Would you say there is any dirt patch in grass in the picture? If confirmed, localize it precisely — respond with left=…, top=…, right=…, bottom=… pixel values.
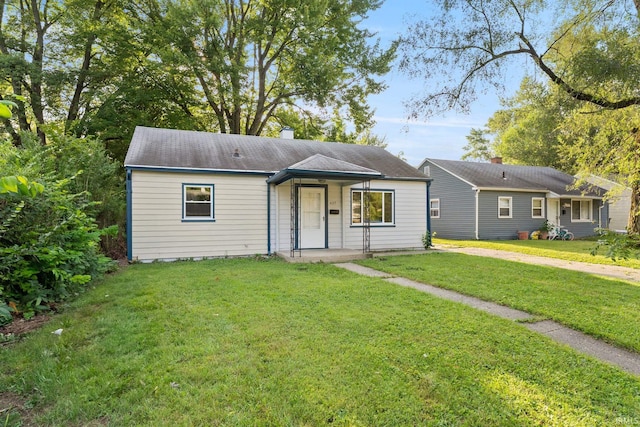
left=0, top=391, right=35, bottom=426
left=0, top=314, right=51, bottom=339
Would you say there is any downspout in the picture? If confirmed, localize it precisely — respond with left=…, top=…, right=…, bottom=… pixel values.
left=267, top=182, right=271, bottom=255
left=426, top=181, right=432, bottom=247
left=474, top=188, right=480, bottom=240
left=598, top=202, right=603, bottom=229
left=126, top=168, right=133, bottom=262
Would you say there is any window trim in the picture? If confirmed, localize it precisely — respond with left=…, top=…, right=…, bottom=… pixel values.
left=531, top=197, right=545, bottom=219
left=430, top=198, right=440, bottom=219
left=570, top=199, right=592, bottom=223
left=182, top=183, right=215, bottom=222
left=350, top=189, right=395, bottom=226
left=498, top=196, right=512, bottom=219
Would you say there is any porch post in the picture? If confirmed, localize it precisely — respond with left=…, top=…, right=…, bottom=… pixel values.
left=363, top=180, right=371, bottom=253
left=290, top=178, right=297, bottom=257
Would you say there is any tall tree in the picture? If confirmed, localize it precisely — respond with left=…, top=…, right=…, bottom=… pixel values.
left=470, top=78, right=569, bottom=170
left=461, top=128, right=492, bottom=161
left=400, top=0, right=640, bottom=233
left=0, top=0, right=142, bottom=145
left=139, top=0, right=394, bottom=137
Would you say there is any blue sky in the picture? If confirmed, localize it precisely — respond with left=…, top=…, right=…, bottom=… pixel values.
left=363, top=1, right=515, bottom=166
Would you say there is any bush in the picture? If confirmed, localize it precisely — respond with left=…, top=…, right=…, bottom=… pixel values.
left=591, top=228, right=640, bottom=261
left=0, top=131, right=122, bottom=324
left=0, top=176, right=115, bottom=322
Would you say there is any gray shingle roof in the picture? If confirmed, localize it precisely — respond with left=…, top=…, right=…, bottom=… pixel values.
left=125, top=126, right=429, bottom=181
left=427, top=159, right=605, bottom=197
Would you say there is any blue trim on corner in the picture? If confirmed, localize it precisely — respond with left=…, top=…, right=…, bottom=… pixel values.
left=267, top=183, right=271, bottom=255
left=126, top=168, right=132, bottom=261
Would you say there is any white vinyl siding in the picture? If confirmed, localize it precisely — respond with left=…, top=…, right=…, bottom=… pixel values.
left=430, top=199, right=440, bottom=218
left=130, top=171, right=267, bottom=261
left=531, top=197, right=544, bottom=218
left=571, top=199, right=592, bottom=222
left=344, top=181, right=426, bottom=250
left=498, top=197, right=512, bottom=218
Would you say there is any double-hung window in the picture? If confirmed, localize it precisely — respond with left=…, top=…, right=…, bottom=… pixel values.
left=498, top=197, right=512, bottom=218
left=571, top=199, right=592, bottom=222
left=183, top=184, right=214, bottom=221
left=430, top=199, right=440, bottom=218
left=351, top=190, right=394, bottom=225
left=531, top=197, right=544, bottom=218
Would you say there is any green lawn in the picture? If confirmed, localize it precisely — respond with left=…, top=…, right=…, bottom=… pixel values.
left=1, top=258, right=639, bottom=426
left=434, top=238, right=640, bottom=269
left=359, top=252, right=640, bottom=352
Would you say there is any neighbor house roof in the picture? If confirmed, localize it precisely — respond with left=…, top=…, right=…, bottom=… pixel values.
left=425, top=158, right=605, bottom=198
left=125, top=126, right=429, bottom=181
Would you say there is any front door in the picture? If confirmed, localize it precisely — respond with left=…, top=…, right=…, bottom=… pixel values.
left=547, top=199, right=560, bottom=227
left=299, top=186, right=326, bottom=249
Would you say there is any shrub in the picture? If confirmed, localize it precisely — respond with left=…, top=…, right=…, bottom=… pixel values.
left=0, top=131, right=122, bottom=323
left=0, top=175, right=115, bottom=322
left=591, top=228, right=640, bottom=261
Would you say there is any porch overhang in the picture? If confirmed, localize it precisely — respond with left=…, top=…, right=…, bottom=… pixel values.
left=266, top=154, right=384, bottom=185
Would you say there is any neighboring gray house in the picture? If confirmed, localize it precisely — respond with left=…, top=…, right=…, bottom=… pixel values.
left=125, top=126, right=431, bottom=262
left=419, top=158, right=608, bottom=240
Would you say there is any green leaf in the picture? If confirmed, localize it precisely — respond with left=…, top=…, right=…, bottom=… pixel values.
left=0, top=176, right=18, bottom=194
left=0, top=103, right=12, bottom=119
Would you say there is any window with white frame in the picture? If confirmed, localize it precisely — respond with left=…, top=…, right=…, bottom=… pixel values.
left=571, top=199, right=592, bottom=222
left=531, top=197, right=545, bottom=218
left=351, top=190, right=394, bottom=225
left=498, top=197, right=512, bottom=218
left=183, top=184, right=214, bottom=220
left=430, top=199, right=440, bottom=218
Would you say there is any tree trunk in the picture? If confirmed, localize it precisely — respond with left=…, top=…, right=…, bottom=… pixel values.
left=629, top=181, right=640, bottom=234
left=67, top=0, right=104, bottom=131
left=29, top=0, right=47, bottom=145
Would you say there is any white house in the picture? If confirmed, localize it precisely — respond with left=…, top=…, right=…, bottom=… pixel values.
left=124, top=126, right=431, bottom=262
left=584, top=175, right=631, bottom=232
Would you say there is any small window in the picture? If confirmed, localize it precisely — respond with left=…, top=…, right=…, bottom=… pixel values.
left=351, top=190, right=394, bottom=225
left=498, top=197, right=512, bottom=219
left=423, top=165, right=431, bottom=176
left=430, top=199, right=440, bottom=218
left=183, top=184, right=214, bottom=220
left=532, top=197, right=544, bottom=218
left=571, top=199, right=592, bottom=222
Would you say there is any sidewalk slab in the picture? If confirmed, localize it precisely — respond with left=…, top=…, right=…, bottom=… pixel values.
left=526, top=321, right=640, bottom=376
left=440, top=246, right=640, bottom=283
left=334, top=262, right=640, bottom=377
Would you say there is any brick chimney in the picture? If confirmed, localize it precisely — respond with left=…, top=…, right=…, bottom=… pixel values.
left=490, top=157, right=503, bottom=164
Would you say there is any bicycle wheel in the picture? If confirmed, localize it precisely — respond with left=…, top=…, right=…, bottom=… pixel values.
left=563, top=232, right=574, bottom=241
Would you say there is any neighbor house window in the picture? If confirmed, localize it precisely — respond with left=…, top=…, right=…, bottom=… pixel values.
left=498, top=197, right=512, bottom=218
left=571, top=199, right=592, bottom=222
left=351, top=190, right=394, bottom=225
left=430, top=199, right=440, bottom=218
left=183, top=184, right=214, bottom=220
left=532, top=197, right=544, bottom=218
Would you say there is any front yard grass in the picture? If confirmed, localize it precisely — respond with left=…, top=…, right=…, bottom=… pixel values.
left=1, top=258, right=639, bottom=426
left=434, top=238, right=640, bottom=269
left=359, top=252, right=640, bottom=352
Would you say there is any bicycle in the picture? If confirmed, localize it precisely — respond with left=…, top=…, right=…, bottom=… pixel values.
left=549, top=227, right=574, bottom=241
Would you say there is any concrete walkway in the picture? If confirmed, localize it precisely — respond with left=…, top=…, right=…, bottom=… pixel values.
left=437, top=245, right=640, bottom=283
left=334, top=262, right=640, bottom=377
